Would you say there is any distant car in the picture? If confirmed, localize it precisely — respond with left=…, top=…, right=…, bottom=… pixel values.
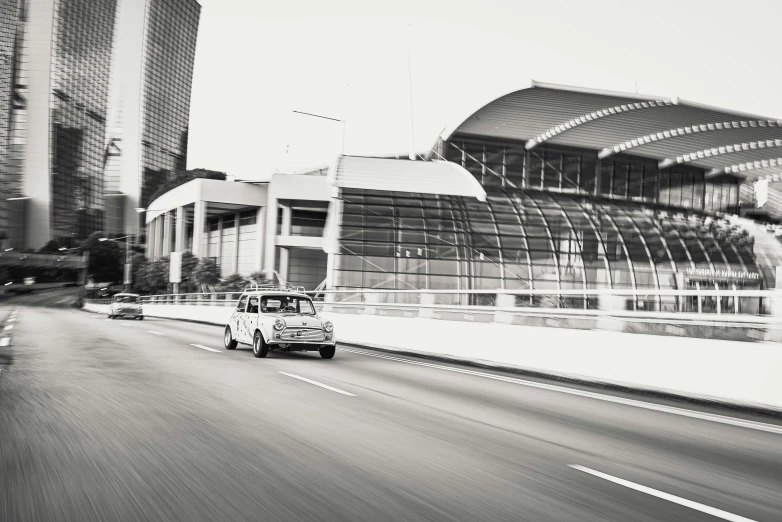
left=108, top=293, right=143, bottom=320
left=224, top=284, right=335, bottom=359
left=23, top=277, right=35, bottom=286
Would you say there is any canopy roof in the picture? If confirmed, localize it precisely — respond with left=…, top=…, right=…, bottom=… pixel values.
left=443, top=81, right=782, bottom=183
left=330, top=155, right=486, bottom=201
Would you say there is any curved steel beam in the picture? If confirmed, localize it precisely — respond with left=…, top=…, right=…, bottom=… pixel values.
left=526, top=100, right=675, bottom=150
left=598, top=120, right=782, bottom=159
left=706, top=157, right=782, bottom=179
left=659, top=139, right=782, bottom=169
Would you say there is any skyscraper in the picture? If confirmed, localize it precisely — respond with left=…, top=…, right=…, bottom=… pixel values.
left=104, top=0, right=200, bottom=237
left=0, top=0, right=200, bottom=249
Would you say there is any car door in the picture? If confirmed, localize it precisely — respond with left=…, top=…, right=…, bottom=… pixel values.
left=234, top=294, right=249, bottom=343
left=246, top=296, right=260, bottom=340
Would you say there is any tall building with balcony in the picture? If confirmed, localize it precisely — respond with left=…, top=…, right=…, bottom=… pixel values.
left=0, top=0, right=199, bottom=249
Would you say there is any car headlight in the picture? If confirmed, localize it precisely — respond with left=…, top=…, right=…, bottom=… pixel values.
left=323, top=321, right=333, bottom=333
left=273, top=319, right=285, bottom=331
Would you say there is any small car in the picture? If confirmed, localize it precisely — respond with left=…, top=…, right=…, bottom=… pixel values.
left=224, top=284, right=335, bottom=359
left=108, top=293, right=144, bottom=320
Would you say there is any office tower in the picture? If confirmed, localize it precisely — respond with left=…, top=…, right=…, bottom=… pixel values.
left=104, top=0, right=200, bottom=237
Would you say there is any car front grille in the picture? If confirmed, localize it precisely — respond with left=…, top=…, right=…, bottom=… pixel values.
left=280, top=328, right=325, bottom=342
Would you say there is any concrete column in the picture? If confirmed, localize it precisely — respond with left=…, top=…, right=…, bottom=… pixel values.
left=192, top=200, right=207, bottom=258
left=233, top=211, right=240, bottom=274
left=146, top=218, right=155, bottom=259
left=281, top=205, right=292, bottom=236
left=162, top=212, right=173, bottom=256
left=154, top=216, right=164, bottom=260
left=279, top=247, right=290, bottom=283
left=216, top=216, right=223, bottom=262
left=174, top=206, right=185, bottom=252
left=264, top=190, right=278, bottom=279
left=255, top=206, right=265, bottom=273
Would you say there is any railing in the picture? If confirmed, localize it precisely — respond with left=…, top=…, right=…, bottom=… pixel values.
left=84, top=287, right=781, bottom=320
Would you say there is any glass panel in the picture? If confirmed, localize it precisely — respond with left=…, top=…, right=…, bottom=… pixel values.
left=628, top=161, right=643, bottom=199
left=599, top=161, right=613, bottom=196
left=543, top=151, right=562, bottom=189
left=613, top=161, right=628, bottom=198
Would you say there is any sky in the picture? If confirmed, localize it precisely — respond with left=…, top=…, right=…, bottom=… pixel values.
left=186, top=0, right=782, bottom=180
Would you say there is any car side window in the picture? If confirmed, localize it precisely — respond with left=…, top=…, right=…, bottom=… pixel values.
left=236, top=295, right=248, bottom=312
left=247, top=297, right=259, bottom=314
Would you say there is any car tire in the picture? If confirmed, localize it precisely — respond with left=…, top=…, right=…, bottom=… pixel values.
left=137, top=316, right=144, bottom=321
left=109, top=315, right=115, bottom=319
left=319, top=346, right=336, bottom=359
left=224, top=326, right=238, bottom=350
left=252, top=331, right=268, bottom=358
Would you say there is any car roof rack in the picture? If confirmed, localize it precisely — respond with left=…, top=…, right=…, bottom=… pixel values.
left=244, top=283, right=308, bottom=293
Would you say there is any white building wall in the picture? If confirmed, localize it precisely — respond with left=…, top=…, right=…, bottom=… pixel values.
left=237, top=222, right=257, bottom=275
left=220, top=224, right=236, bottom=277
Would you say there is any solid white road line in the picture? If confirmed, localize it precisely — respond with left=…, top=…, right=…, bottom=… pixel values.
left=190, top=344, right=221, bottom=353
left=279, top=372, right=356, bottom=397
left=339, top=348, right=782, bottom=436
left=147, top=330, right=164, bottom=335
left=0, top=337, right=9, bottom=346
left=569, top=465, right=757, bottom=522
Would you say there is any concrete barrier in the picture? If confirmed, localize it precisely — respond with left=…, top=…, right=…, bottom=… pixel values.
left=319, top=311, right=782, bottom=412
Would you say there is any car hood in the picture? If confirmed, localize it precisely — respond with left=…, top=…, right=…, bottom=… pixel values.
left=272, top=315, right=321, bottom=328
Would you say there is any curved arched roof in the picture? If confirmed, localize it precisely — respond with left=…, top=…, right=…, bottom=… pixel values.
left=443, top=81, right=782, bottom=184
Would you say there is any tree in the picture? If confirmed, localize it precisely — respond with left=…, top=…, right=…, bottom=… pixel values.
left=248, top=271, right=272, bottom=285
left=193, top=258, right=220, bottom=291
left=217, top=273, right=248, bottom=292
left=180, top=251, right=199, bottom=292
left=138, top=257, right=169, bottom=294
left=148, top=168, right=228, bottom=204
left=80, top=231, right=122, bottom=283
left=129, top=253, right=148, bottom=293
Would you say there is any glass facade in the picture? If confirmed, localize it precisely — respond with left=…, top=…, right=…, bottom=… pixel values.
left=50, top=0, right=117, bottom=238
left=335, top=187, right=769, bottom=310
left=139, top=0, right=200, bottom=212
left=445, top=136, right=740, bottom=215
left=0, top=0, right=22, bottom=240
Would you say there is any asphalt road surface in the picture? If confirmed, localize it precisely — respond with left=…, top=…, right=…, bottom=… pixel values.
left=1, top=296, right=781, bottom=521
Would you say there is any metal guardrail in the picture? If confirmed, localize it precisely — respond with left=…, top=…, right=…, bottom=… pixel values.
left=78, top=287, right=782, bottom=321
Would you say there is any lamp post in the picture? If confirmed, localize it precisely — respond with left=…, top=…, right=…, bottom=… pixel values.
left=292, top=110, right=345, bottom=155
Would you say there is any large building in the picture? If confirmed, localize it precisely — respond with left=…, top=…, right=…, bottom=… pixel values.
left=0, top=0, right=199, bottom=249
left=146, top=82, right=782, bottom=314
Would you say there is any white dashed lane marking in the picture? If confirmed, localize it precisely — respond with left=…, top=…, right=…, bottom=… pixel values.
left=0, top=337, right=9, bottom=346
left=570, top=465, right=758, bottom=522
left=147, top=330, right=164, bottom=335
left=4, top=325, right=13, bottom=331
left=190, top=344, right=221, bottom=353
left=279, top=372, right=356, bottom=397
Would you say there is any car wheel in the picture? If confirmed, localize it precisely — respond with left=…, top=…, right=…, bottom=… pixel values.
left=319, top=346, right=336, bottom=359
left=224, top=326, right=238, bottom=350
left=137, top=316, right=144, bottom=321
left=109, top=315, right=115, bottom=319
left=252, top=331, right=268, bottom=358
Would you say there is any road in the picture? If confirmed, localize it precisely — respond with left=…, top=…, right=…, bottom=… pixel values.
left=0, top=296, right=781, bottom=521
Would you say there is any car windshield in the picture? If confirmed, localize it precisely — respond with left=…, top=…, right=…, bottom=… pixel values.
left=115, top=296, right=138, bottom=303
left=260, top=295, right=315, bottom=315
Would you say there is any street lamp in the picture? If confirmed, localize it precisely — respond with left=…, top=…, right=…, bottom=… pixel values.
left=292, top=110, right=346, bottom=155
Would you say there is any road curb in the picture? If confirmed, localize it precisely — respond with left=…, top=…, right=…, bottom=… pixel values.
left=339, top=341, right=782, bottom=421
